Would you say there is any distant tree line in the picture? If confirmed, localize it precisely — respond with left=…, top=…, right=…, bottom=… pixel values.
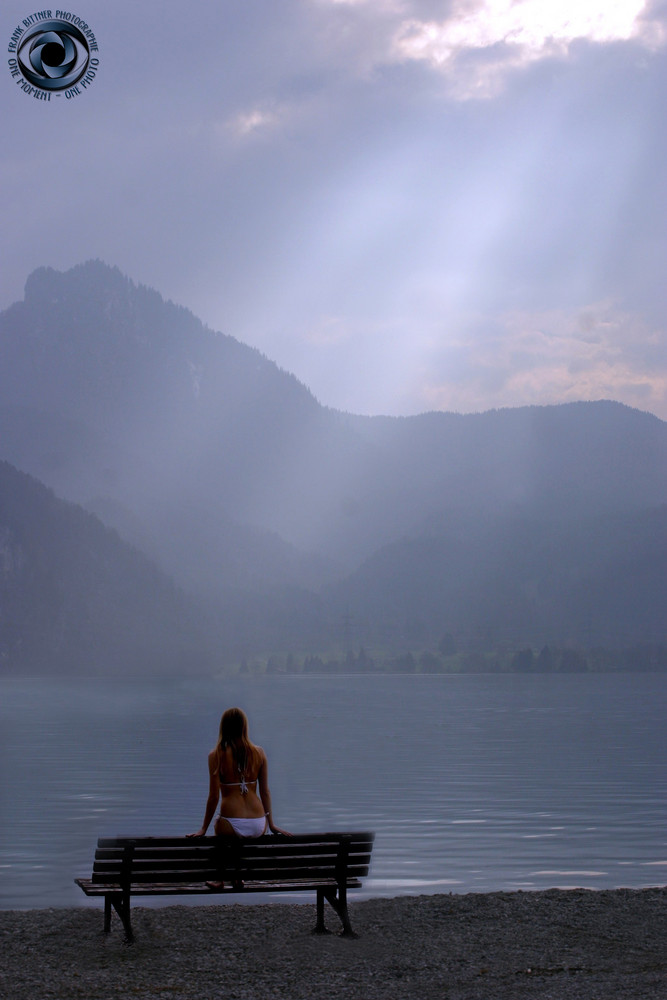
left=237, top=641, right=667, bottom=675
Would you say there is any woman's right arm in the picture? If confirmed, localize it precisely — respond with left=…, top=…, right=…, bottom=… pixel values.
left=257, top=750, right=290, bottom=836
left=187, top=749, right=219, bottom=837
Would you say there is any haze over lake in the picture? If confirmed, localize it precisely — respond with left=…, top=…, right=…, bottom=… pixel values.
left=2, top=671, right=665, bottom=910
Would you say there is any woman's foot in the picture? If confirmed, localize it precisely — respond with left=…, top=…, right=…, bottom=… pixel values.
left=206, top=880, right=225, bottom=891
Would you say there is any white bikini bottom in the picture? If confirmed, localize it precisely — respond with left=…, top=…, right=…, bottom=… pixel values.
left=221, top=815, right=267, bottom=838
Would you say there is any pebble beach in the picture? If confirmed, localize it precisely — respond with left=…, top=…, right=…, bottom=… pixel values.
left=1, top=887, right=665, bottom=999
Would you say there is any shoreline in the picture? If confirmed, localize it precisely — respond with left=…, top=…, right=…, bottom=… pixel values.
left=1, top=887, right=665, bottom=999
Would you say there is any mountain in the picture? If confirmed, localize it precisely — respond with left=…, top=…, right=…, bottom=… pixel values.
left=0, top=261, right=665, bottom=665
left=0, top=262, right=341, bottom=595
left=0, top=460, right=216, bottom=673
left=324, top=505, right=667, bottom=649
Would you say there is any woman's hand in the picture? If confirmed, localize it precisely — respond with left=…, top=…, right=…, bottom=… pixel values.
left=269, top=824, right=292, bottom=837
left=186, top=829, right=207, bottom=838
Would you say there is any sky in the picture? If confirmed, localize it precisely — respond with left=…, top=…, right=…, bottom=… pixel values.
left=2, top=0, right=666, bottom=418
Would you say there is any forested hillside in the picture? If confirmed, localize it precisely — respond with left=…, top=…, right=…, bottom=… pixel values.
left=0, top=461, right=214, bottom=673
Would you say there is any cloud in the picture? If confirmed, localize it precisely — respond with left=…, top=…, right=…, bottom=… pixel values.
left=312, top=0, right=667, bottom=98
left=396, top=0, right=667, bottom=96
left=395, top=0, right=660, bottom=58
left=418, top=304, right=667, bottom=416
left=226, top=102, right=287, bottom=137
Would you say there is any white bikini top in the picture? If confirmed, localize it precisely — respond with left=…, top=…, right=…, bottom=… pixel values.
left=220, top=776, right=256, bottom=794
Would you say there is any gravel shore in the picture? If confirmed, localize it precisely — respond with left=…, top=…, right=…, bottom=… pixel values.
left=1, top=888, right=665, bottom=999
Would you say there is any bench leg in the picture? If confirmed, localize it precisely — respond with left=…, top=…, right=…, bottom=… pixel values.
left=315, top=886, right=357, bottom=938
left=333, top=883, right=357, bottom=938
left=109, top=890, right=134, bottom=944
left=313, top=888, right=332, bottom=935
left=104, top=895, right=112, bottom=933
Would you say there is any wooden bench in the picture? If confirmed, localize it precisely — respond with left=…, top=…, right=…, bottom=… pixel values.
left=76, top=831, right=374, bottom=942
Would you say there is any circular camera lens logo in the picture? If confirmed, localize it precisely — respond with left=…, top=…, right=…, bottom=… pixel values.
left=18, top=20, right=89, bottom=89
left=8, top=11, right=99, bottom=100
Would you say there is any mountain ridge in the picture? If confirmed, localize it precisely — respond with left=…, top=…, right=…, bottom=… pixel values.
left=1, top=261, right=665, bottom=666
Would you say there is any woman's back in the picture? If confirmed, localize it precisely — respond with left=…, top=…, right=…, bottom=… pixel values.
left=215, top=743, right=266, bottom=820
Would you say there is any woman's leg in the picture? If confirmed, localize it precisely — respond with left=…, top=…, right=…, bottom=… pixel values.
left=206, top=818, right=240, bottom=889
left=213, top=816, right=239, bottom=837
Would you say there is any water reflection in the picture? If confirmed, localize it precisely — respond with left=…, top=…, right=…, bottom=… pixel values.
left=1, top=672, right=666, bottom=908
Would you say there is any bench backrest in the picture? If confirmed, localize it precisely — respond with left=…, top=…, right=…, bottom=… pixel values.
left=91, top=832, right=374, bottom=886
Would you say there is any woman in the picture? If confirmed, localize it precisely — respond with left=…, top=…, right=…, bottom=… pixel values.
left=188, top=707, right=288, bottom=846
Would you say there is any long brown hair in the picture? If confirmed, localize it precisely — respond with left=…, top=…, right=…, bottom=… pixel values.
left=217, top=707, right=260, bottom=777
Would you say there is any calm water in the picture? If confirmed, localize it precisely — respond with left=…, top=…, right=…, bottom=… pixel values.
left=1, top=672, right=665, bottom=909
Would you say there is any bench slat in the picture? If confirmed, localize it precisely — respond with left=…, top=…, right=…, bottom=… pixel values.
left=93, top=842, right=372, bottom=860
left=77, top=877, right=362, bottom=897
left=91, top=852, right=372, bottom=872
left=91, top=864, right=370, bottom=884
left=92, top=848, right=372, bottom=866
left=96, top=833, right=374, bottom=849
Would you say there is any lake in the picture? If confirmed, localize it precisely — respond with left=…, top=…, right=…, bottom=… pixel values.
left=1, top=671, right=665, bottom=909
